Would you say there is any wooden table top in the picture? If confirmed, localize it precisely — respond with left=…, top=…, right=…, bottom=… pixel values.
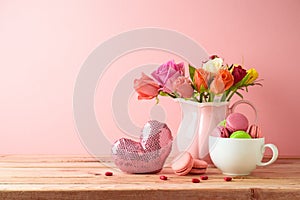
left=0, top=155, right=299, bottom=200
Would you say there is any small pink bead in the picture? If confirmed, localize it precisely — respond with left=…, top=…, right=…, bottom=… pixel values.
left=192, top=178, right=200, bottom=183
left=105, top=171, right=113, bottom=176
left=224, top=177, right=232, bottom=181
left=160, top=175, right=168, bottom=180
left=200, top=175, right=208, bottom=180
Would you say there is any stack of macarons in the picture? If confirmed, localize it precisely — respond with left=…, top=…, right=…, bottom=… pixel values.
left=212, top=112, right=262, bottom=139
left=171, top=151, right=208, bottom=175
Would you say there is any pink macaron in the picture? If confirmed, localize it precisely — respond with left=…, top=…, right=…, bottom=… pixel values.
left=248, top=124, right=262, bottom=138
left=219, top=126, right=230, bottom=138
left=172, top=152, right=208, bottom=175
left=171, top=151, right=194, bottom=176
left=226, top=112, right=249, bottom=133
left=189, top=159, right=208, bottom=174
left=212, top=126, right=231, bottom=138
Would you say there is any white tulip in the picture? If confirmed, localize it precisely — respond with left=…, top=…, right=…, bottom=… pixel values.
left=202, top=57, right=223, bottom=73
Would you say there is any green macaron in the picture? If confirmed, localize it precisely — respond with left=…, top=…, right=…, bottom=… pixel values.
left=230, top=130, right=251, bottom=139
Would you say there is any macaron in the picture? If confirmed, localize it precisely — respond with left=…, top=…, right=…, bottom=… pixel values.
left=171, top=151, right=194, bottom=176
left=219, top=126, right=230, bottom=138
left=226, top=113, right=249, bottom=133
left=189, top=159, right=208, bottom=174
left=230, top=130, right=251, bottom=139
left=211, top=126, right=221, bottom=137
left=248, top=124, right=262, bottom=138
left=212, top=125, right=230, bottom=138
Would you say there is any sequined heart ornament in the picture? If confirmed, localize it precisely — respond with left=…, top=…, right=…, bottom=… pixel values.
left=111, top=120, right=173, bottom=173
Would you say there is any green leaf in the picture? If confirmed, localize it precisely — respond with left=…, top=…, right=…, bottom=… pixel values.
left=189, top=64, right=196, bottom=82
left=159, top=91, right=176, bottom=98
left=155, top=96, right=160, bottom=104
left=239, top=73, right=251, bottom=86
left=233, top=73, right=250, bottom=89
left=200, top=85, right=207, bottom=93
left=173, top=91, right=180, bottom=98
left=235, top=91, right=244, bottom=99
left=159, top=91, right=169, bottom=96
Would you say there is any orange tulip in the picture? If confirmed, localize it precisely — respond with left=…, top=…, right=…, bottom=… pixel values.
left=210, top=69, right=234, bottom=94
left=194, top=68, right=209, bottom=91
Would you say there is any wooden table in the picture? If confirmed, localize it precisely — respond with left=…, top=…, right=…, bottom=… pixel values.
left=0, top=155, right=299, bottom=200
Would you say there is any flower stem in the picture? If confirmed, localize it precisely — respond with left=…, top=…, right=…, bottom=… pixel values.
left=226, top=89, right=237, bottom=101
left=199, top=93, right=203, bottom=103
left=221, top=91, right=229, bottom=101
left=209, top=93, right=215, bottom=102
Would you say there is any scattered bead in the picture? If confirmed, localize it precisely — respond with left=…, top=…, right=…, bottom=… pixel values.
left=224, top=177, right=232, bottom=181
left=160, top=175, right=168, bottom=180
left=192, top=178, right=200, bottom=183
left=105, top=171, right=113, bottom=176
left=200, top=175, right=208, bottom=180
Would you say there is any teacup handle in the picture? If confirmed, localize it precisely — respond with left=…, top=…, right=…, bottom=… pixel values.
left=257, top=144, right=279, bottom=166
left=229, top=100, right=258, bottom=124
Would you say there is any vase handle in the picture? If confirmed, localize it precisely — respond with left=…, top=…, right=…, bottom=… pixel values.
left=229, top=100, right=258, bottom=124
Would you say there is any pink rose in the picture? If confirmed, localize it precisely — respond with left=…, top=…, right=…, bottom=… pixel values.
left=134, top=73, right=160, bottom=100
left=232, top=65, right=247, bottom=85
left=173, top=77, right=194, bottom=98
left=151, top=60, right=184, bottom=93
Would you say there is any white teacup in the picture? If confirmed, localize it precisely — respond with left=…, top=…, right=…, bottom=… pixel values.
left=209, top=136, right=278, bottom=176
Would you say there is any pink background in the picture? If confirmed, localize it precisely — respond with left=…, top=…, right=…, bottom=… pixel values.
left=0, top=0, right=299, bottom=156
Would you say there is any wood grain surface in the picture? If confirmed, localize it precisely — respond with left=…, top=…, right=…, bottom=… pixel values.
left=0, top=155, right=299, bottom=200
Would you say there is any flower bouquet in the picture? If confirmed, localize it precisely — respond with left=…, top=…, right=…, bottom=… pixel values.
left=133, top=55, right=262, bottom=159
left=134, top=55, right=262, bottom=103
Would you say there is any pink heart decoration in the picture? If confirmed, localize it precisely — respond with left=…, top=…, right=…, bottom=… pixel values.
left=111, top=120, right=173, bottom=174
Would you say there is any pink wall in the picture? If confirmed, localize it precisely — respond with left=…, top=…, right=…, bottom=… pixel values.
left=0, top=0, right=299, bottom=156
